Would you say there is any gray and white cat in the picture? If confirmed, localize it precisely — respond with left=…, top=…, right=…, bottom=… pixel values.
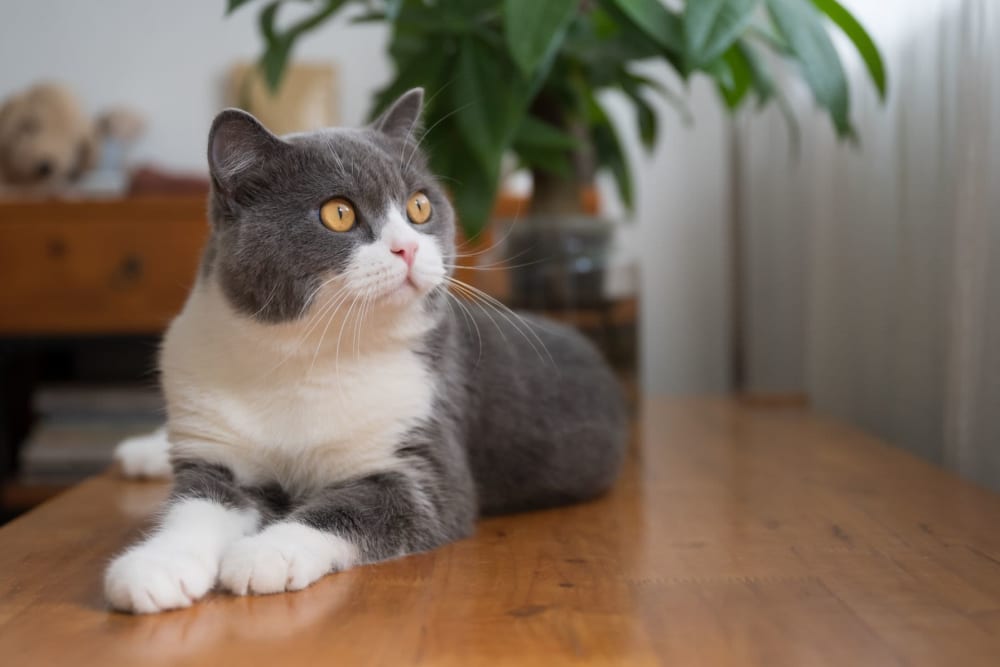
left=104, top=89, right=626, bottom=614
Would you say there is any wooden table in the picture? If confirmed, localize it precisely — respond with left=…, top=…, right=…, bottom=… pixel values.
left=2, top=397, right=1000, bottom=666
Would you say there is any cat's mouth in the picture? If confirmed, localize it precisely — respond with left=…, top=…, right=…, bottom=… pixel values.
left=377, top=272, right=421, bottom=305
left=342, top=263, right=442, bottom=309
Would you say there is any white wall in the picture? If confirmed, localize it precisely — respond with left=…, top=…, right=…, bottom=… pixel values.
left=0, top=0, right=391, bottom=171
left=738, top=0, right=1000, bottom=487
left=1, top=0, right=735, bottom=395
left=601, top=74, right=733, bottom=395
left=737, top=0, right=965, bottom=397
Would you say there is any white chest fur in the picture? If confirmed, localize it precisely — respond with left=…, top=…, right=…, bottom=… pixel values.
left=160, top=279, right=435, bottom=493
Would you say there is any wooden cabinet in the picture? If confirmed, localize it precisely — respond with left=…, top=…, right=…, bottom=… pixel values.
left=0, top=197, right=208, bottom=335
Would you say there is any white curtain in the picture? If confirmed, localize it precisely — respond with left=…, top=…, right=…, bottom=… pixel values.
left=738, top=0, right=1000, bottom=487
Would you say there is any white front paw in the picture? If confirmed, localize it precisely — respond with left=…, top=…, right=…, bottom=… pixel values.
left=114, top=427, right=172, bottom=479
left=105, top=546, right=216, bottom=614
left=219, top=523, right=356, bottom=596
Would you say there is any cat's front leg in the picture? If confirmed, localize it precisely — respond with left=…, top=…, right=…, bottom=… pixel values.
left=104, top=461, right=259, bottom=613
left=219, top=470, right=462, bottom=596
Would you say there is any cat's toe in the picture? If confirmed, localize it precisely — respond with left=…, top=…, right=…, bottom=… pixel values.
left=104, top=547, right=215, bottom=614
left=218, top=536, right=290, bottom=595
left=219, top=524, right=355, bottom=596
left=219, top=536, right=325, bottom=595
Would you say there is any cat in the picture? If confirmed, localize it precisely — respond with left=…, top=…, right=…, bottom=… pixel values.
left=103, top=89, right=627, bottom=614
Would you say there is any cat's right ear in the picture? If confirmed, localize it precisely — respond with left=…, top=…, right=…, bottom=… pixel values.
left=208, top=109, right=285, bottom=193
left=372, top=88, right=424, bottom=142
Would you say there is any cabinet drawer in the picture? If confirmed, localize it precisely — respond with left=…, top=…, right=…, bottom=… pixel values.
left=0, top=198, right=208, bottom=335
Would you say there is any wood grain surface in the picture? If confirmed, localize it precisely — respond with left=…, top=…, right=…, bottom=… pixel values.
left=2, top=397, right=1000, bottom=666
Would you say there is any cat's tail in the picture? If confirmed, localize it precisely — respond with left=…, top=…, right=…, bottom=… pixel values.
left=113, top=426, right=172, bottom=479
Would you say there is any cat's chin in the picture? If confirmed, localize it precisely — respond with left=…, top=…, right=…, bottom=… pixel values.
left=378, top=278, right=424, bottom=308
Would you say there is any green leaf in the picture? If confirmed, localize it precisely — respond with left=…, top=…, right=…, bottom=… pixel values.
left=452, top=169, right=499, bottom=239
left=716, top=44, right=752, bottom=109
left=511, top=115, right=576, bottom=178
left=512, top=115, right=578, bottom=150
left=503, top=0, right=578, bottom=76
left=705, top=55, right=735, bottom=91
left=350, top=11, right=387, bottom=24
left=684, top=0, right=759, bottom=68
left=226, top=0, right=257, bottom=15
left=453, top=35, right=533, bottom=170
left=619, top=77, right=658, bottom=150
left=739, top=43, right=800, bottom=143
left=737, top=40, right=775, bottom=105
left=384, top=0, right=405, bottom=21
left=448, top=35, right=542, bottom=233
left=260, top=40, right=293, bottom=91
left=256, top=0, right=350, bottom=91
left=286, top=1, right=347, bottom=38
left=437, top=21, right=565, bottom=233
left=376, top=80, right=437, bottom=124
left=747, top=19, right=792, bottom=53
left=635, top=96, right=657, bottom=151
left=515, top=145, right=574, bottom=178
left=740, top=33, right=801, bottom=148
left=258, top=1, right=280, bottom=43
left=564, top=5, right=676, bottom=74
left=604, top=0, right=683, bottom=56
left=812, top=0, right=886, bottom=100
left=371, top=32, right=452, bottom=120
left=257, top=2, right=288, bottom=90
left=765, top=0, right=851, bottom=136
left=588, top=97, right=633, bottom=211
left=431, top=125, right=501, bottom=238
left=622, top=71, right=693, bottom=123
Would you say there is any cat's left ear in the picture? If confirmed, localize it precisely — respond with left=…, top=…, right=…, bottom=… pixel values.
left=372, top=88, right=424, bottom=142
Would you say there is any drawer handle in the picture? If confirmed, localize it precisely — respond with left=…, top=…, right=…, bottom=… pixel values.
left=111, top=254, right=144, bottom=288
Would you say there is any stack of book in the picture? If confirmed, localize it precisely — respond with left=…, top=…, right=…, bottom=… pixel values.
left=19, top=385, right=164, bottom=485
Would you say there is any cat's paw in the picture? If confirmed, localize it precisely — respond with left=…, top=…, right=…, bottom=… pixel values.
left=104, top=546, right=216, bottom=614
left=219, top=523, right=357, bottom=596
left=114, top=427, right=172, bottom=479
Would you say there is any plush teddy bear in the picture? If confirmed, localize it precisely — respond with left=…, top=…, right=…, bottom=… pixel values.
left=0, top=82, right=143, bottom=195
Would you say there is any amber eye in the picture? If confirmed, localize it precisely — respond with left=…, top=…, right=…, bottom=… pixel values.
left=406, top=192, right=432, bottom=224
left=320, top=198, right=356, bottom=232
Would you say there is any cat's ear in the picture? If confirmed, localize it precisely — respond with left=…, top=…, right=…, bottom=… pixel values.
left=208, top=109, right=286, bottom=192
left=372, top=88, right=424, bottom=142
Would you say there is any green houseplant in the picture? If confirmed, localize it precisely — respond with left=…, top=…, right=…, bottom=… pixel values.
left=226, top=0, right=884, bottom=236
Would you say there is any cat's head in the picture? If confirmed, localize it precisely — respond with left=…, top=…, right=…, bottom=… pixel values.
left=204, top=88, right=454, bottom=325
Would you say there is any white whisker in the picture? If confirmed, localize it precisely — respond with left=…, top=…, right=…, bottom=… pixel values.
left=443, top=256, right=547, bottom=272
left=353, top=288, right=374, bottom=361
left=258, top=286, right=351, bottom=379
left=447, top=281, right=509, bottom=347
left=302, top=289, right=355, bottom=380
left=444, top=289, right=483, bottom=367
left=446, top=276, right=556, bottom=368
left=297, top=274, right=344, bottom=320
left=251, top=282, right=281, bottom=319
left=333, top=292, right=362, bottom=403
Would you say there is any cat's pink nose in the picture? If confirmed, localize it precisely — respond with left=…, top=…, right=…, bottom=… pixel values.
left=391, top=241, right=418, bottom=268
